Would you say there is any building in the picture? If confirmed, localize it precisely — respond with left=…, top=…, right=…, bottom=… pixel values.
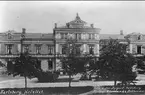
left=125, top=32, right=145, bottom=57
left=1, top=13, right=138, bottom=72
left=0, top=14, right=101, bottom=71
left=0, top=29, right=55, bottom=71
left=54, top=13, right=101, bottom=70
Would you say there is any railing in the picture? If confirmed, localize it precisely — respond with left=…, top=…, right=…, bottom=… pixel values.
left=0, top=54, right=55, bottom=59
left=0, top=54, right=19, bottom=58
left=0, top=54, right=99, bottom=59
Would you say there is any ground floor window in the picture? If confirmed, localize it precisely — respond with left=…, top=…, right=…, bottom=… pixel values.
left=137, top=46, right=141, bottom=54
left=48, top=60, right=53, bottom=70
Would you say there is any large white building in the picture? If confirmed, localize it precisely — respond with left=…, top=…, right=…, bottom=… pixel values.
left=1, top=13, right=140, bottom=71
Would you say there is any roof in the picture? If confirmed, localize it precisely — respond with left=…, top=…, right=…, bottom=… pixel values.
left=100, top=34, right=125, bottom=40
left=0, top=30, right=54, bottom=41
left=57, top=13, right=92, bottom=29
left=25, top=33, right=53, bottom=39
left=68, top=13, right=87, bottom=25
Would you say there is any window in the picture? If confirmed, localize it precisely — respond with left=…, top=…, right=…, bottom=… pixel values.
left=76, top=45, right=81, bottom=54
left=62, top=45, right=66, bottom=54
left=77, top=34, right=81, bottom=40
left=6, top=44, right=13, bottom=54
left=48, top=60, right=53, bottom=69
left=92, top=34, right=95, bottom=39
left=89, top=34, right=91, bottom=39
left=138, top=35, right=141, bottom=40
left=89, top=45, right=94, bottom=55
left=85, top=34, right=89, bottom=39
left=8, top=33, right=12, bottom=39
left=48, top=45, right=53, bottom=55
left=36, top=45, right=41, bottom=54
left=137, top=46, right=141, bottom=54
left=61, top=33, right=67, bottom=39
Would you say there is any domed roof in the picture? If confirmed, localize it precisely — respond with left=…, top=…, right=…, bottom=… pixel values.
left=67, top=13, right=87, bottom=28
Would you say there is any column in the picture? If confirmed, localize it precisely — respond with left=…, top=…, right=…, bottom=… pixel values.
left=83, top=44, right=87, bottom=53
left=129, top=44, right=133, bottom=53
left=94, top=44, right=99, bottom=56
left=86, top=44, right=89, bottom=53
left=17, top=44, right=21, bottom=53
left=59, top=45, right=62, bottom=54
left=53, top=59, right=55, bottom=71
left=96, top=44, right=99, bottom=55
left=56, top=44, right=59, bottom=54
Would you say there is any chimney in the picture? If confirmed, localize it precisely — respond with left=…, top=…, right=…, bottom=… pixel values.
left=55, top=23, right=57, bottom=28
left=120, top=30, right=123, bottom=35
left=90, top=24, right=94, bottom=28
left=66, top=23, right=70, bottom=28
left=22, top=28, right=26, bottom=34
left=21, top=28, right=26, bottom=38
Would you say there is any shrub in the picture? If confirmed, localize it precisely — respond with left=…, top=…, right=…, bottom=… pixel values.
left=37, top=71, right=59, bottom=82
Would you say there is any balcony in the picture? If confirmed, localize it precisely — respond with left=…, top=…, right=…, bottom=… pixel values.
left=0, top=53, right=99, bottom=59
left=55, top=54, right=99, bottom=58
left=0, top=54, right=19, bottom=59
left=0, top=54, right=55, bottom=59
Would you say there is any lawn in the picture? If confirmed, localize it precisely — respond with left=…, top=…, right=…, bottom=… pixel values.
left=0, top=74, right=22, bottom=82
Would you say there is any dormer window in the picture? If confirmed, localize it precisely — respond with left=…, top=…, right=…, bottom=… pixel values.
left=8, top=33, right=12, bottom=39
left=138, top=35, right=141, bottom=40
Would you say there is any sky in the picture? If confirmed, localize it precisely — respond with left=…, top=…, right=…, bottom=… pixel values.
left=0, top=1, right=145, bottom=34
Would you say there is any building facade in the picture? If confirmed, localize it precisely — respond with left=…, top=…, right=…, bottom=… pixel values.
left=1, top=13, right=139, bottom=71
left=0, top=29, right=55, bottom=71
left=0, top=14, right=101, bottom=71
left=54, top=13, right=100, bottom=70
left=126, top=32, right=145, bottom=56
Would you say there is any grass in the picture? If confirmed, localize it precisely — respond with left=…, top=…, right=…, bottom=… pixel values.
left=0, top=74, right=23, bottom=82
left=0, top=86, right=93, bottom=95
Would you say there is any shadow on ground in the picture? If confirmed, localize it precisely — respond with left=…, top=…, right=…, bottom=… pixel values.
left=33, top=77, right=79, bottom=83
left=0, top=86, right=93, bottom=95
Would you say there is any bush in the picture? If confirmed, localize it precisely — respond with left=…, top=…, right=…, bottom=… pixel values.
left=37, top=71, right=59, bottom=82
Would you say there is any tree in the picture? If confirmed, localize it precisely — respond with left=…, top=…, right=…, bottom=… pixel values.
left=0, top=61, right=6, bottom=75
left=60, top=39, right=88, bottom=87
left=136, top=56, right=145, bottom=74
left=0, top=61, right=5, bottom=67
left=9, top=52, right=41, bottom=88
left=99, top=39, right=138, bottom=87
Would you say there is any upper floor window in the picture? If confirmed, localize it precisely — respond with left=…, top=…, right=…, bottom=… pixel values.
left=61, top=33, right=67, bottom=39
left=55, top=33, right=61, bottom=39
left=77, top=34, right=81, bottom=40
left=35, top=45, right=41, bottom=54
left=89, top=34, right=95, bottom=39
left=89, top=34, right=91, bottom=39
left=48, top=45, right=53, bottom=55
left=68, top=33, right=75, bottom=39
left=8, top=33, right=13, bottom=39
left=6, top=44, right=13, bottom=54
